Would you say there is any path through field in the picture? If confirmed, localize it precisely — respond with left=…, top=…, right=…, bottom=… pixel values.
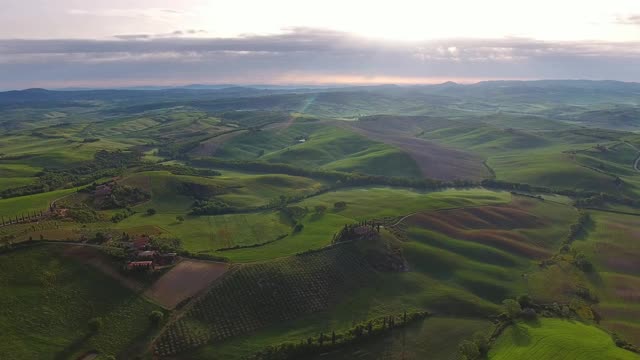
left=624, top=142, right=640, bottom=172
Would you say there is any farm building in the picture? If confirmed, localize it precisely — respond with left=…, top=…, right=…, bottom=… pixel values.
left=127, top=261, right=154, bottom=271
left=137, top=250, right=158, bottom=260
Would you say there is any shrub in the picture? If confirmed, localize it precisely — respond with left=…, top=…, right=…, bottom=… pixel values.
left=521, top=308, right=537, bottom=320
left=146, top=208, right=157, bottom=216
left=472, top=331, right=490, bottom=356
left=293, top=223, right=304, bottom=233
left=459, top=340, right=480, bottom=360
left=334, top=201, right=347, bottom=210
left=149, top=310, right=164, bottom=325
left=502, top=299, right=522, bottom=320
left=314, top=205, right=327, bottom=215
left=517, top=294, right=533, bottom=308
left=88, top=317, right=103, bottom=332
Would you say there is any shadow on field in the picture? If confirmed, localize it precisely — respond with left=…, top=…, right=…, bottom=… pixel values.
left=511, top=323, right=532, bottom=346
left=54, top=333, right=92, bottom=360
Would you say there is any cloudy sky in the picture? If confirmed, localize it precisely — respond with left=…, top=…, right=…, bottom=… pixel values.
left=1, top=0, right=640, bottom=89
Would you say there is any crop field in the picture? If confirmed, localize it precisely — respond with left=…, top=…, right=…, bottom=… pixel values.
left=144, top=260, right=230, bottom=309
left=489, top=319, right=639, bottom=360
left=114, top=211, right=290, bottom=253
left=217, top=188, right=512, bottom=262
left=0, top=245, right=160, bottom=359
left=344, top=120, right=490, bottom=180
left=572, top=210, right=640, bottom=344
left=391, top=196, right=576, bottom=310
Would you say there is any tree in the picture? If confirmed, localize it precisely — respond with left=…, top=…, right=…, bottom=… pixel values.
left=146, top=208, right=157, bottom=216
left=502, top=299, right=522, bottom=320
left=458, top=340, right=480, bottom=360
left=314, top=205, right=327, bottom=215
left=176, top=215, right=185, bottom=223
left=522, top=307, right=537, bottom=320
left=149, top=310, right=164, bottom=326
left=517, top=294, right=533, bottom=308
left=472, top=332, right=490, bottom=356
left=94, top=232, right=107, bottom=243
left=334, top=201, right=347, bottom=210
left=88, top=317, right=103, bottom=333
left=293, top=223, right=304, bottom=233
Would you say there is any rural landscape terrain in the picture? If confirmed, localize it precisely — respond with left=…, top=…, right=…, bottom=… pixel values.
left=1, top=80, right=640, bottom=360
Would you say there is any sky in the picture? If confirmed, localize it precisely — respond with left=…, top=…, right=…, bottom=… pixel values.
left=1, top=0, right=640, bottom=89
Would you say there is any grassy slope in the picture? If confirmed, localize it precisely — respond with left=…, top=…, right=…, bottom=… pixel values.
left=175, top=196, right=574, bottom=359
left=573, top=210, right=640, bottom=345
left=218, top=123, right=423, bottom=178
left=195, top=316, right=491, bottom=360
left=489, top=319, right=639, bottom=360
left=394, top=196, right=576, bottom=314
left=0, top=188, right=77, bottom=217
left=219, top=188, right=511, bottom=262
left=120, top=170, right=327, bottom=211
left=0, top=245, right=160, bottom=359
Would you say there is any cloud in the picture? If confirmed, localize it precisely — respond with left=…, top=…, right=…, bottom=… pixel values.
left=113, top=29, right=207, bottom=40
left=617, top=14, right=640, bottom=25
left=66, top=7, right=186, bottom=20
left=1, top=28, right=640, bottom=88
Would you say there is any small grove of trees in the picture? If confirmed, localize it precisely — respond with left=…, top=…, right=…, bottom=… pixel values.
left=190, top=199, right=232, bottom=215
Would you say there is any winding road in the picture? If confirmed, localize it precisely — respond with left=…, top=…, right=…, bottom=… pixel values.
left=624, top=142, right=640, bottom=172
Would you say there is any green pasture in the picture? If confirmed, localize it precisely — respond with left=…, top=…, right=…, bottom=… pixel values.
left=489, top=318, right=639, bottom=360
left=0, top=245, right=160, bottom=359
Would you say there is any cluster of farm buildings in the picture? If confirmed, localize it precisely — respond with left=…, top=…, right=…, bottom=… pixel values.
left=124, top=235, right=177, bottom=271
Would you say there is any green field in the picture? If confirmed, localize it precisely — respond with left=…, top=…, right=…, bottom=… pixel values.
left=0, top=188, right=78, bottom=217
left=490, top=319, right=639, bottom=360
left=572, top=210, right=640, bottom=344
left=0, top=245, right=161, bottom=359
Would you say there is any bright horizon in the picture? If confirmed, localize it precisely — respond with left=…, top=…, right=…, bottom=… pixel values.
left=1, top=0, right=640, bottom=89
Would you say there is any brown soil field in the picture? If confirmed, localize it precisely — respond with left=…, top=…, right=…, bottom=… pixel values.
left=144, top=259, right=229, bottom=309
left=405, top=205, right=550, bottom=259
left=340, top=119, right=490, bottom=181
